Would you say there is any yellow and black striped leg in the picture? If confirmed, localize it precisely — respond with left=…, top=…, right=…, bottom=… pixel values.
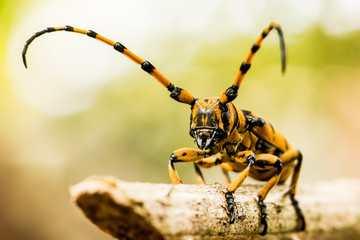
left=168, top=148, right=208, bottom=184
left=281, top=150, right=305, bottom=231
left=253, top=154, right=283, bottom=235
left=227, top=151, right=256, bottom=192
left=22, top=25, right=196, bottom=105
left=226, top=150, right=256, bottom=224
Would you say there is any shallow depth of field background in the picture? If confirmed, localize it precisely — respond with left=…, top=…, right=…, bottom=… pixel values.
left=1, top=0, right=360, bottom=239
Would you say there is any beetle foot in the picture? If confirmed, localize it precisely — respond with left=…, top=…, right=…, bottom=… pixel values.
left=258, top=199, right=268, bottom=236
left=225, top=191, right=236, bottom=224
left=290, top=195, right=306, bottom=231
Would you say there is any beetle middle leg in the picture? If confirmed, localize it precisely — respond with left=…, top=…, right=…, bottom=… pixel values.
left=252, top=154, right=283, bottom=236
left=227, top=153, right=282, bottom=235
left=225, top=150, right=256, bottom=224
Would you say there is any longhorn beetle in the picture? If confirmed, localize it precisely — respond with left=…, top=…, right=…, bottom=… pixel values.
left=22, top=22, right=305, bottom=235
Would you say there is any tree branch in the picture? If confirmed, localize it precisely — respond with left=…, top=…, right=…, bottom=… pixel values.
left=70, top=176, right=360, bottom=240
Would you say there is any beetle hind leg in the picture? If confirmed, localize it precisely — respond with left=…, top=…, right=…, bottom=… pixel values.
left=258, top=199, right=268, bottom=236
left=281, top=150, right=306, bottom=231
left=290, top=194, right=306, bottom=231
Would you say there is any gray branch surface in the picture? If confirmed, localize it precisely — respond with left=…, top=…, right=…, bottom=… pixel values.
left=70, top=176, right=360, bottom=240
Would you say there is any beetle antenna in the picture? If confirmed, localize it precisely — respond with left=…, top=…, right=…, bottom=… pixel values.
left=219, top=22, right=287, bottom=105
left=22, top=26, right=195, bottom=105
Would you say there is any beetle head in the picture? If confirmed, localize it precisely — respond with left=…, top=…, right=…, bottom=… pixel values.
left=189, top=97, right=232, bottom=150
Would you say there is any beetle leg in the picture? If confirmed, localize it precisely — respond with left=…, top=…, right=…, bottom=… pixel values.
left=193, top=163, right=206, bottom=184
left=168, top=148, right=207, bottom=184
left=225, top=150, right=255, bottom=223
left=227, top=151, right=256, bottom=192
left=252, top=154, right=282, bottom=235
left=225, top=191, right=236, bottom=224
left=255, top=154, right=282, bottom=200
left=193, top=156, right=220, bottom=184
left=280, top=150, right=303, bottom=196
left=221, top=168, right=231, bottom=185
left=193, top=153, right=229, bottom=184
left=258, top=199, right=268, bottom=236
left=280, top=150, right=306, bottom=231
left=290, top=194, right=306, bottom=231
left=217, top=154, right=234, bottom=184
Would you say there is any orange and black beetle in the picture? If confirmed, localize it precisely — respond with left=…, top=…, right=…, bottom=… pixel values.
left=23, top=22, right=305, bottom=235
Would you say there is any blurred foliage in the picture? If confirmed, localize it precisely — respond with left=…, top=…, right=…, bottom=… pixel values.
left=1, top=1, right=360, bottom=240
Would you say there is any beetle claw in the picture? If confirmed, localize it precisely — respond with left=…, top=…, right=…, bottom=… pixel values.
left=225, top=191, right=236, bottom=224
left=290, top=195, right=306, bottom=231
left=258, top=199, right=268, bottom=236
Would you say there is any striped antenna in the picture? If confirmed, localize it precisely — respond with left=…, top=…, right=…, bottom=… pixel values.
left=219, top=22, right=286, bottom=105
left=22, top=25, right=195, bottom=105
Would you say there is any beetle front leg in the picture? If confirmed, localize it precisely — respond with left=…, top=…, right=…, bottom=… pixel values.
left=168, top=148, right=207, bottom=184
left=225, top=150, right=256, bottom=223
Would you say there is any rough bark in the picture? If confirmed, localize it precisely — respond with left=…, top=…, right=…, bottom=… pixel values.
left=70, top=176, right=360, bottom=240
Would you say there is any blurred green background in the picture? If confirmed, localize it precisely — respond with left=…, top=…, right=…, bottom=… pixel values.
left=1, top=0, right=360, bottom=239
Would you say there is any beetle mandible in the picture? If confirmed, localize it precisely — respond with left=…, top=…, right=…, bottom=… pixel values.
left=22, top=22, right=305, bottom=235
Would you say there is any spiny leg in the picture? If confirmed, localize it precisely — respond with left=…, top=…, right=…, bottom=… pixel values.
left=22, top=25, right=195, bottom=105
left=280, top=150, right=306, bottom=231
left=220, top=22, right=286, bottom=105
left=253, top=154, right=283, bottom=236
